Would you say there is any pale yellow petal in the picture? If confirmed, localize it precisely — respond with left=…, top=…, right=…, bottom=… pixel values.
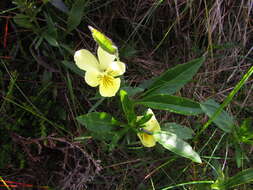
left=137, top=109, right=161, bottom=147
left=97, top=46, right=116, bottom=69
left=99, top=76, right=120, bottom=97
left=84, top=70, right=101, bottom=87
left=145, top=109, right=161, bottom=132
left=106, top=61, right=126, bottom=77
left=74, top=49, right=99, bottom=72
left=137, top=133, right=156, bottom=147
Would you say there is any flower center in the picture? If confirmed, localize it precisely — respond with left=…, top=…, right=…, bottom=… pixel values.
left=100, top=74, right=114, bottom=88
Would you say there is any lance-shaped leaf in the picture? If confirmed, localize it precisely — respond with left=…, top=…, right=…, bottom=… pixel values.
left=67, top=0, right=87, bottom=32
left=154, top=131, right=202, bottom=163
left=43, top=13, right=59, bottom=47
left=162, top=122, right=194, bottom=140
left=13, top=14, right=34, bottom=29
left=136, top=94, right=203, bottom=115
left=200, top=99, right=235, bottom=133
left=140, top=57, right=205, bottom=97
left=88, top=26, right=117, bottom=54
left=120, top=90, right=136, bottom=124
left=61, top=60, right=85, bottom=77
left=76, top=112, right=119, bottom=133
left=50, top=0, right=69, bottom=13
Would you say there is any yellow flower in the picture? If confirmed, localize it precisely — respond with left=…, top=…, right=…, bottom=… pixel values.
left=137, top=109, right=161, bottom=147
left=74, top=47, right=126, bottom=97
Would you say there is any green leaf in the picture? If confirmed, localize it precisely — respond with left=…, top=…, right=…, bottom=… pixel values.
left=237, top=118, right=253, bottom=144
left=162, top=122, right=194, bottom=140
left=136, top=94, right=203, bottom=115
left=88, top=131, right=115, bottom=143
left=200, top=99, right=235, bottom=133
left=35, top=36, right=44, bottom=49
left=13, top=14, right=34, bottom=29
left=213, top=168, right=253, bottom=189
left=60, top=43, right=75, bottom=54
left=67, top=0, right=87, bottom=32
left=88, top=26, right=117, bottom=54
left=140, top=57, right=205, bottom=97
left=44, top=12, right=57, bottom=38
left=119, top=43, right=137, bottom=58
left=76, top=112, right=119, bottom=133
left=42, top=70, right=52, bottom=84
left=43, top=12, right=59, bottom=47
left=43, top=32, right=59, bottom=47
left=195, top=184, right=212, bottom=190
left=234, top=143, right=244, bottom=168
left=61, top=60, right=85, bottom=77
left=199, top=64, right=253, bottom=136
left=120, top=90, right=136, bottom=124
left=120, top=86, right=144, bottom=97
left=154, top=131, right=202, bottom=163
left=108, top=133, right=121, bottom=151
left=50, top=0, right=69, bottom=13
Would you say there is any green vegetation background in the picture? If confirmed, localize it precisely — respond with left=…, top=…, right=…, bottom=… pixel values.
left=0, top=0, right=253, bottom=189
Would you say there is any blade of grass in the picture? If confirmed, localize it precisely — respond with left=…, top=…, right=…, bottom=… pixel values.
left=204, top=0, right=214, bottom=58
left=88, top=97, right=105, bottom=113
left=66, top=72, right=80, bottom=130
left=0, top=71, right=17, bottom=113
left=151, top=21, right=176, bottom=55
left=151, top=2, right=190, bottom=55
left=0, top=176, right=11, bottom=190
left=1, top=60, right=69, bottom=135
left=3, top=96, right=69, bottom=135
left=0, top=7, right=19, bottom=15
left=124, top=0, right=164, bottom=45
left=204, top=132, right=227, bottom=172
left=160, top=180, right=214, bottom=190
left=144, top=158, right=176, bottom=180
left=1, top=61, right=48, bottom=119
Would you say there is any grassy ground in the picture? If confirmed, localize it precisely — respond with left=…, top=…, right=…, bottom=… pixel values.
left=1, top=0, right=253, bottom=189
